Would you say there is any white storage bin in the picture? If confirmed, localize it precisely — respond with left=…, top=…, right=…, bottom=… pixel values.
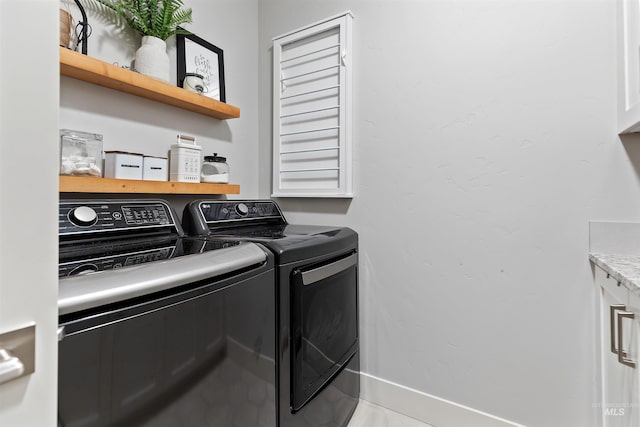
left=143, top=156, right=168, bottom=181
left=105, top=151, right=143, bottom=180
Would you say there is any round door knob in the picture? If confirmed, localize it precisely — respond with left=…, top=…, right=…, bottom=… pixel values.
left=69, top=206, right=98, bottom=227
left=235, top=203, right=249, bottom=216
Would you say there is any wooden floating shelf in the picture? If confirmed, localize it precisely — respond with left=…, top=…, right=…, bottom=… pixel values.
left=60, top=176, right=240, bottom=195
left=60, top=48, right=240, bottom=120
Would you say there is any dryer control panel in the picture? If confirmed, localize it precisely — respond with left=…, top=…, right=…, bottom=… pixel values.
left=198, top=200, right=284, bottom=223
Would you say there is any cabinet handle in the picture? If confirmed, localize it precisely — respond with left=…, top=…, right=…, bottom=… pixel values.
left=617, top=310, right=636, bottom=368
left=611, top=304, right=627, bottom=354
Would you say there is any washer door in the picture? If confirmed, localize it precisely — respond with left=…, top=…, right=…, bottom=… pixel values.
left=59, top=266, right=276, bottom=427
left=290, top=251, right=359, bottom=412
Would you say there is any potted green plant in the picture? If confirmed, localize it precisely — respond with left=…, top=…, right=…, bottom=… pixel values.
left=85, top=0, right=192, bottom=82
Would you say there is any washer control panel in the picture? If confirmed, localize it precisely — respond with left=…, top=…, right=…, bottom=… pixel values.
left=59, top=201, right=177, bottom=236
left=198, top=200, right=283, bottom=223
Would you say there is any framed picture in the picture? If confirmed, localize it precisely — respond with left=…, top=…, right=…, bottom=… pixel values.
left=177, top=28, right=226, bottom=102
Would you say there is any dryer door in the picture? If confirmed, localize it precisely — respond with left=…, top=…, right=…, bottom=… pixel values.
left=290, top=251, right=358, bottom=412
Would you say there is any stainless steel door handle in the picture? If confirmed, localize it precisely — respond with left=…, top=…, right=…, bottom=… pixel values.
left=0, top=349, right=24, bottom=384
left=618, top=310, right=637, bottom=368
left=0, top=324, right=35, bottom=385
left=610, top=304, right=627, bottom=354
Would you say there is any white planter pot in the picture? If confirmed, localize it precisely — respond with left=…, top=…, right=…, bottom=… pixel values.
left=135, top=36, right=169, bottom=82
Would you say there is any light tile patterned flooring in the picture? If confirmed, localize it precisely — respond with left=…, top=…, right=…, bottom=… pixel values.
left=347, top=400, right=435, bottom=427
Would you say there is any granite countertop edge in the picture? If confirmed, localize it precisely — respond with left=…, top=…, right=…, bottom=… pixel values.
left=590, top=253, right=640, bottom=293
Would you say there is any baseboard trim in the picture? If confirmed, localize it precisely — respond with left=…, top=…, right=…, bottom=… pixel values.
left=359, top=372, right=525, bottom=427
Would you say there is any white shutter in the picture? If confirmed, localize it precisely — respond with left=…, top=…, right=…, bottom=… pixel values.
left=272, top=11, right=354, bottom=198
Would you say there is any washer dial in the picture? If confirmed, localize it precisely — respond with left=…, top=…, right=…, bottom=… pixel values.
left=69, top=206, right=98, bottom=227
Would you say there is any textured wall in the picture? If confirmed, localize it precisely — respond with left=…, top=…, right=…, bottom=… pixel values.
left=258, top=1, right=637, bottom=426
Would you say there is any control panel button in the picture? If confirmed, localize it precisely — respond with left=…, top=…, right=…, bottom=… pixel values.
left=235, top=203, right=249, bottom=216
left=122, top=205, right=171, bottom=226
left=69, top=206, right=98, bottom=227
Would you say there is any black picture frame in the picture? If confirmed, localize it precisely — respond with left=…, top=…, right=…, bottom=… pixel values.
left=176, top=28, right=226, bottom=103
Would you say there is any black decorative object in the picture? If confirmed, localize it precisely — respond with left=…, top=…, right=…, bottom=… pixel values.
left=73, top=0, right=89, bottom=54
left=177, top=28, right=226, bottom=102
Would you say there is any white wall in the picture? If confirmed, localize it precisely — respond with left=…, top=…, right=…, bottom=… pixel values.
left=61, top=0, right=260, bottom=201
left=0, top=1, right=59, bottom=426
left=259, top=1, right=631, bottom=426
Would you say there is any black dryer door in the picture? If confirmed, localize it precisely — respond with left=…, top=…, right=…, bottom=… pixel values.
left=290, top=251, right=358, bottom=412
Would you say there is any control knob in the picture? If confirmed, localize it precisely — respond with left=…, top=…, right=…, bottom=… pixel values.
left=69, top=206, right=98, bottom=227
left=235, top=203, right=249, bottom=216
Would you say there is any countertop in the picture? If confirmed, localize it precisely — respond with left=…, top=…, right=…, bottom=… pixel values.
left=589, top=253, right=640, bottom=293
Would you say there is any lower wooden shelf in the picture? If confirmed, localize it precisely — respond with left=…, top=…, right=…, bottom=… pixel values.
left=60, top=176, right=240, bottom=195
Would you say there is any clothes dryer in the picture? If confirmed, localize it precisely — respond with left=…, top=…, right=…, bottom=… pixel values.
left=183, top=200, right=360, bottom=427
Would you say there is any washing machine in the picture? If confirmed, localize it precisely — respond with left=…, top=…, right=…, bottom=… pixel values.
left=58, top=199, right=277, bottom=426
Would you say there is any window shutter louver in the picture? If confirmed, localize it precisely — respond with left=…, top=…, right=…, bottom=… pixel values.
left=272, top=12, right=354, bottom=198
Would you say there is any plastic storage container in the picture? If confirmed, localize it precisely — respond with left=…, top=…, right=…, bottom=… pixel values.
left=104, top=151, right=143, bottom=180
left=143, top=156, right=168, bottom=181
left=170, top=134, right=201, bottom=182
left=201, top=153, right=229, bottom=183
left=59, top=129, right=103, bottom=177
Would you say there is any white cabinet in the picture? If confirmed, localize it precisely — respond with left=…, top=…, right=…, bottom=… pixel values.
left=617, top=0, right=640, bottom=133
left=626, top=292, right=640, bottom=427
left=596, top=266, right=640, bottom=426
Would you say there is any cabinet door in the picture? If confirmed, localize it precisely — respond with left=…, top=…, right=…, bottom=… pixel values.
left=601, top=283, right=630, bottom=427
left=623, top=292, right=640, bottom=427
left=617, top=0, right=640, bottom=133
left=598, top=266, right=639, bottom=427
left=0, top=1, right=58, bottom=426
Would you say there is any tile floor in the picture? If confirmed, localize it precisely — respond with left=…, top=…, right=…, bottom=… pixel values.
left=347, top=400, right=435, bottom=427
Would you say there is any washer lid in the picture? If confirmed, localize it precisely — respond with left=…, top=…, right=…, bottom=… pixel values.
left=58, top=242, right=268, bottom=315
